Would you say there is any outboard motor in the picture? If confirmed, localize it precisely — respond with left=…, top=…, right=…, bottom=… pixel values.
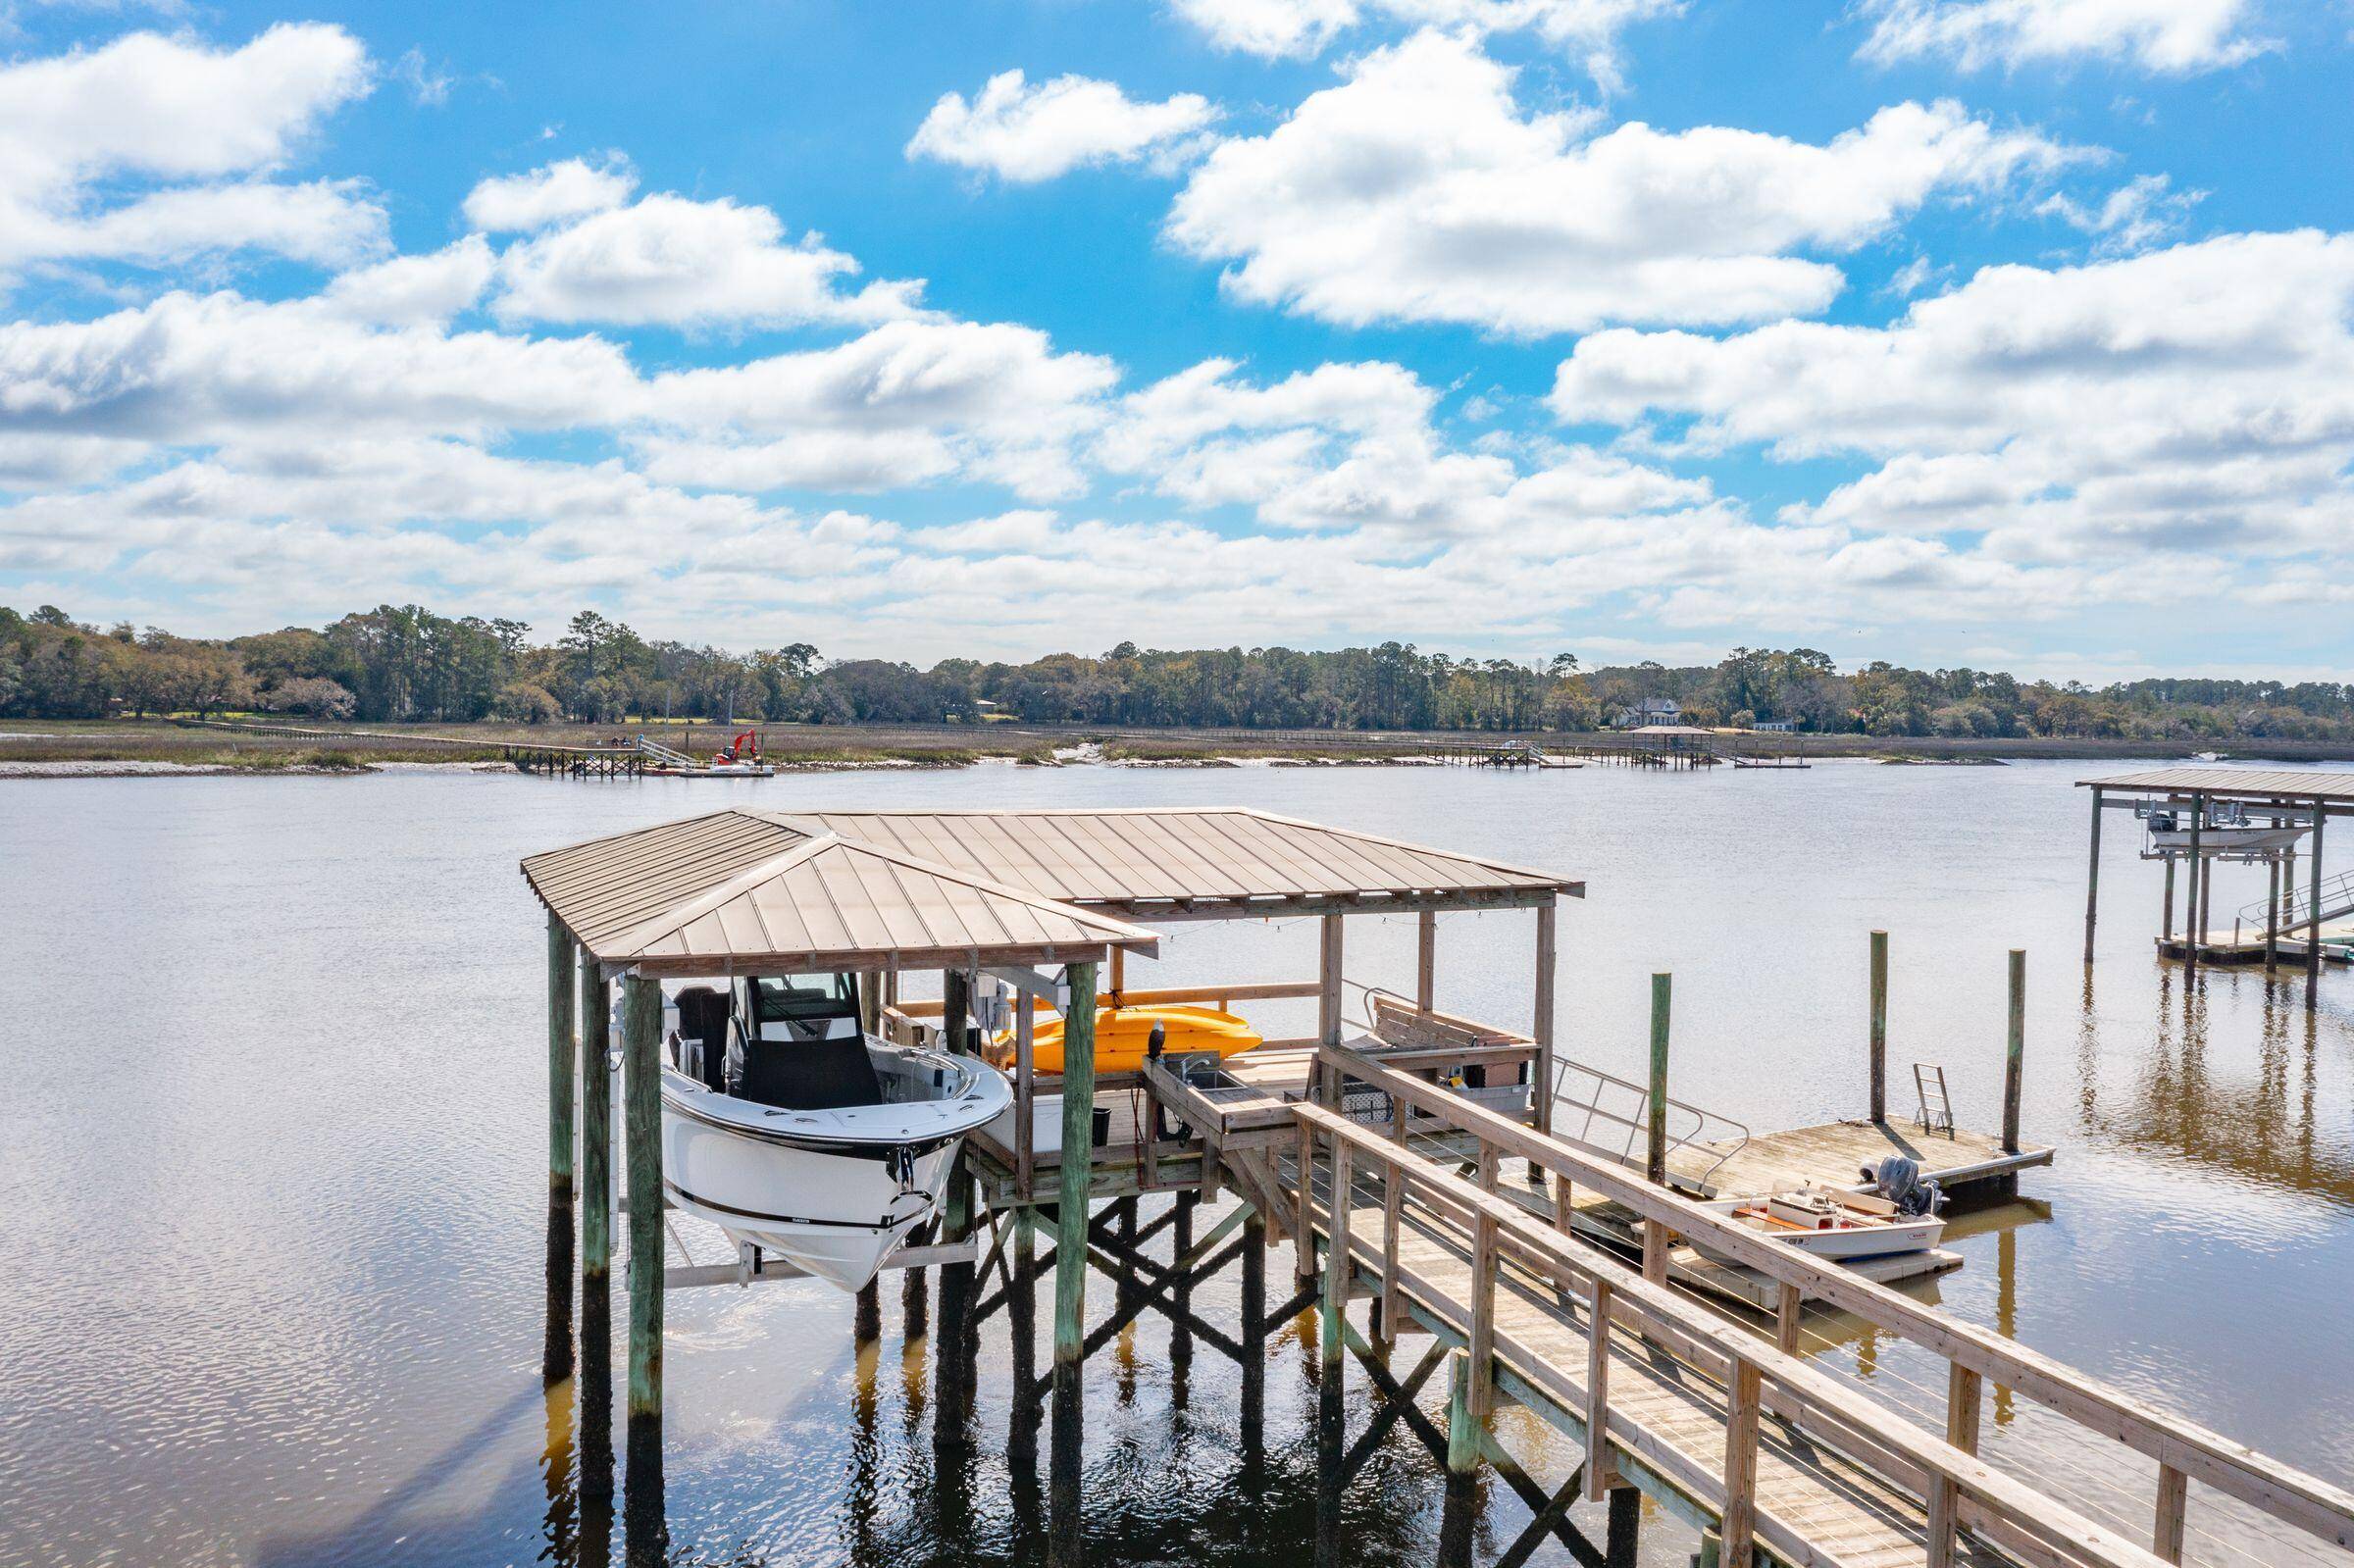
left=1860, top=1156, right=1944, bottom=1216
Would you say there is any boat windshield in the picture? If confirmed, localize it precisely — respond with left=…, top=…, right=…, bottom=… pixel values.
left=749, top=973, right=861, bottom=1042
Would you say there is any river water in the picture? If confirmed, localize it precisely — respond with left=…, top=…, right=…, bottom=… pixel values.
left=3, top=757, right=2349, bottom=1568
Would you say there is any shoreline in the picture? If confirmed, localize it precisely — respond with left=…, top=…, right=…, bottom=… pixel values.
left=4, top=720, right=2348, bottom=778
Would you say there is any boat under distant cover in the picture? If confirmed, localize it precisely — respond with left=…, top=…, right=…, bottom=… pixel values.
left=659, top=972, right=1009, bottom=1291
left=2144, top=805, right=2306, bottom=855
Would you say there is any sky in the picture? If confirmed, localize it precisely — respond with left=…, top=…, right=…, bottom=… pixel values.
left=0, top=0, right=2350, bottom=681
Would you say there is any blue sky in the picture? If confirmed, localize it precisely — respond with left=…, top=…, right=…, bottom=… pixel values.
left=1, top=0, right=2350, bottom=680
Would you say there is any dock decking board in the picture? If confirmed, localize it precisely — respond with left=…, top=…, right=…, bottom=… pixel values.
left=1329, top=1194, right=2015, bottom=1568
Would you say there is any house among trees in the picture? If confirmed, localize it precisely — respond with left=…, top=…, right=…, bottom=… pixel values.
left=1613, top=695, right=1682, bottom=728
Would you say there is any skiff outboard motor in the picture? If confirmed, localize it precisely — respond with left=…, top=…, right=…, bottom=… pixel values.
left=1860, top=1155, right=1944, bottom=1216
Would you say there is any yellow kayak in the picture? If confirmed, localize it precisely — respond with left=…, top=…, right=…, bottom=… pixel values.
left=991, top=1003, right=1262, bottom=1076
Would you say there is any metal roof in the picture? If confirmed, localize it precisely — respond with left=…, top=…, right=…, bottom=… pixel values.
left=764, top=807, right=1580, bottom=916
left=2080, top=768, right=2354, bottom=807
left=523, top=811, right=1159, bottom=973
left=523, top=805, right=1577, bottom=968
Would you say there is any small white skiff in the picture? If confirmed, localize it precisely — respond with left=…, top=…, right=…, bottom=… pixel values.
left=1695, top=1186, right=1944, bottom=1261
left=658, top=973, right=1010, bottom=1291
left=2144, top=805, right=2306, bottom=856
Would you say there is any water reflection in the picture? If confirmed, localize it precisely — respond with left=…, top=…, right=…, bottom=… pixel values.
left=525, top=1214, right=1554, bottom=1568
left=2080, top=968, right=2352, bottom=1204
left=17, top=762, right=2354, bottom=1566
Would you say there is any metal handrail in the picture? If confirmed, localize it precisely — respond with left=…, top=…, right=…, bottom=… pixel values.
left=1346, top=980, right=1748, bottom=1191
left=2242, top=865, right=2354, bottom=934
left=1547, top=1057, right=1748, bottom=1193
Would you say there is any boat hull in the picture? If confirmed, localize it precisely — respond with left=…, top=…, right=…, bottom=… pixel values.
left=659, top=1057, right=1008, bottom=1291
left=1695, top=1197, right=1944, bottom=1260
left=2149, top=825, right=2304, bottom=854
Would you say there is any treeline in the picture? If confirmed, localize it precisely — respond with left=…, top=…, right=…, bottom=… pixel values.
left=3, top=602, right=2351, bottom=742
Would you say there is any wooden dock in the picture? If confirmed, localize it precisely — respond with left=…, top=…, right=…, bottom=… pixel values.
left=2153, top=919, right=2354, bottom=965
left=525, top=802, right=2354, bottom=1568
left=1272, top=1042, right=2354, bottom=1568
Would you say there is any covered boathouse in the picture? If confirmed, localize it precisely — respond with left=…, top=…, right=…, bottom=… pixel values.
left=520, top=804, right=1579, bottom=1544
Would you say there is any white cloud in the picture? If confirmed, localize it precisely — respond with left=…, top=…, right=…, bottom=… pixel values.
left=0, top=289, right=641, bottom=443
left=0, top=23, right=378, bottom=279
left=1550, top=229, right=2354, bottom=563
left=1100, top=356, right=1709, bottom=545
left=1854, top=0, right=2272, bottom=75
left=1167, top=31, right=2082, bottom=335
left=2036, top=172, right=2200, bottom=255
left=1170, top=0, right=1358, bottom=59
left=461, top=157, right=636, bottom=232
left=630, top=430, right=961, bottom=493
left=322, top=237, right=496, bottom=325
left=648, top=319, right=1120, bottom=500
left=1171, top=0, right=1679, bottom=87
left=488, top=193, right=925, bottom=329
left=907, top=70, right=1218, bottom=182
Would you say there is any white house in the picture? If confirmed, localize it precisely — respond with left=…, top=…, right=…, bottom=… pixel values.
left=1613, top=696, right=1681, bottom=729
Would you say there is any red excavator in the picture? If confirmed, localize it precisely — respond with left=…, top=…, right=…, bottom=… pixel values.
left=707, top=731, right=772, bottom=776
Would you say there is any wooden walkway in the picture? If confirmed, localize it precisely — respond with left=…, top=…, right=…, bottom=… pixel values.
left=1254, top=1041, right=2354, bottom=1568
left=1338, top=1195, right=2014, bottom=1566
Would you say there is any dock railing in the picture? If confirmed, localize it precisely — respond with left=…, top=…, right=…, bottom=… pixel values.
left=1311, top=1039, right=2354, bottom=1564
left=2242, top=866, right=2354, bottom=935
left=1294, top=1099, right=2168, bottom=1568
left=1546, top=1054, right=1748, bottom=1192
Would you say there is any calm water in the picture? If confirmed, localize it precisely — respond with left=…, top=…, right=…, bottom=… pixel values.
left=4, top=758, right=2351, bottom=1568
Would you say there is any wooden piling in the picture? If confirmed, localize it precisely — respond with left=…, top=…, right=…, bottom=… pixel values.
left=1584, top=1277, right=1614, bottom=1500
left=1240, top=1204, right=1266, bottom=1442
left=2309, top=799, right=2327, bottom=995
left=543, top=917, right=577, bottom=1388
left=2153, top=1465, right=2189, bottom=1565
left=1646, top=974, right=1670, bottom=1185
left=580, top=951, right=612, bottom=1295
left=1319, top=1139, right=1353, bottom=1371
left=621, top=974, right=664, bottom=1455
left=2083, top=785, right=2103, bottom=963
left=2003, top=950, right=2025, bottom=1157
left=1533, top=901, right=1557, bottom=1135
left=2162, top=856, right=2176, bottom=940
left=1318, top=914, right=1345, bottom=1050
left=1721, top=1355, right=1762, bottom=1568
left=1868, top=930, right=1888, bottom=1124
left=548, top=915, right=577, bottom=1200
left=1052, top=961, right=1098, bottom=1371
left=2266, top=855, right=2282, bottom=971
left=2184, top=798, right=2204, bottom=980
left=1417, top=910, right=1437, bottom=1011
left=1445, top=1348, right=1479, bottom=1475
left=1646, top=973, right=1671, bottom=1284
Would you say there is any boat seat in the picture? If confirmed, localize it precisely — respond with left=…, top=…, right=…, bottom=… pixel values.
left=673, top=986, right=730, bottom=1091
left=733, top=1034, right=885, bottom=1111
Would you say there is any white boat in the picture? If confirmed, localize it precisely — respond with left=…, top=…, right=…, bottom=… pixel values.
left=1695, top=1186, right=1944, bottom=1261
left=2145, top=806, right=2306, bottom=855
left=658, top=972, right=1010, bottom=1291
